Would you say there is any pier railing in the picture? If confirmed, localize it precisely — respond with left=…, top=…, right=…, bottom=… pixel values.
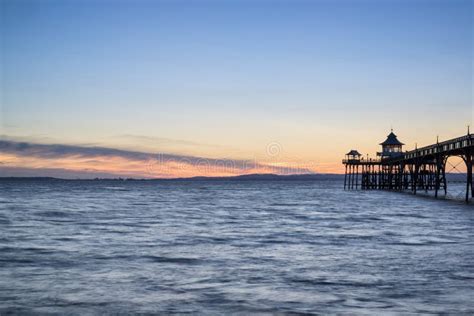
left=392, top=134, right=472, bottom=162
left=341, top=158, right=381, bottom=164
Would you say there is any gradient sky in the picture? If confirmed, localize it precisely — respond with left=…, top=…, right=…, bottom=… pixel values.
left=0, top=0, right=472, bottom=177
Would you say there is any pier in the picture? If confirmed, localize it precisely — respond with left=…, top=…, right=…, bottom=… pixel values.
left=343, top=129, right=473, bottom=203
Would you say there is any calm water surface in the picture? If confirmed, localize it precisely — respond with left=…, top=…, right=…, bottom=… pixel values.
left=0, top=179, right=473, bottom=314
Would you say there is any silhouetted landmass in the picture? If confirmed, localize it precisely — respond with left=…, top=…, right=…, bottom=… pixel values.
left=0, top=173, right=466, bottom=182
left=169, top=173, right=343, bottom=181
left=0, top=174, right=344, bottom=182
left=0, top=177, right=59, bottom=181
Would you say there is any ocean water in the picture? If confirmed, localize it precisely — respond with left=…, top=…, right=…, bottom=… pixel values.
left=0, top=179, right=473, bottom=315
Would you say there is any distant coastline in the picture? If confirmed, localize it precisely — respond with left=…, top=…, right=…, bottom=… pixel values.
left=0, top=173, right=344, bottom=182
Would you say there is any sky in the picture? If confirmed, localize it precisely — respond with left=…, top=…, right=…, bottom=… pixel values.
left=0, top=0, right=472, bottom=178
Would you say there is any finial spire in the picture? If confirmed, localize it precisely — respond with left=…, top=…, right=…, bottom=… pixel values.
left=436, top=135, right=439, bottom=144
left=468, top=125, right=470, bottom=135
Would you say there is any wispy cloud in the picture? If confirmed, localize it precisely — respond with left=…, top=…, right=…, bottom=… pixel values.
left=114, top=134, right=224, bottom=149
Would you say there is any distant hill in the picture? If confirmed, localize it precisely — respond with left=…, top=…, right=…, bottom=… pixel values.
left=1, top=173, right=468, bottom=182
left=0, top=173, right=343, bottom=181
left=167, top=173, right=343, bottom=181
left=0, top=177, right=59, bottom=181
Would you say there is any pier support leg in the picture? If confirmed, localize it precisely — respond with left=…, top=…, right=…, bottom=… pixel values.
left=413, top=164, right=419, bottom=195
left=344, top=165, right=347, bottom=190
left=470, top=155, right=474, bottom=199
left=435, top=159, right=441, bottom=199
left=351, top=165, right=355, bottom=190
left=355, top=166, right=359, bottom=190
left=443, top=167, right=447, bottom=195
left=466, top=154, right=472, bottom=203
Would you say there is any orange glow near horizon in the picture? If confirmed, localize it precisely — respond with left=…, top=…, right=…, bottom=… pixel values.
left=0, top=152, right=327, bottom=178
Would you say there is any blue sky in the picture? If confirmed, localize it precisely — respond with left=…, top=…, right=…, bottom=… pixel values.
left=0, top=0, right=472, bottom=176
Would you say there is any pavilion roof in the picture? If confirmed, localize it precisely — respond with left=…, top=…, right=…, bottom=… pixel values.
left=346, top=149, right=361, bottom=156
left=380, top=131, right=404, bottom=146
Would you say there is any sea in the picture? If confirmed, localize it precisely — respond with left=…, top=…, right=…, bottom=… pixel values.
left=0, top=178, right=473, bottom=315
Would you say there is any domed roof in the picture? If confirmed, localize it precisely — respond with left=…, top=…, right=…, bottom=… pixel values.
left=380, top=131, right=404, bottom=146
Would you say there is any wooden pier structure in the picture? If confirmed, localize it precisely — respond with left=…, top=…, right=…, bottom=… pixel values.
left=343, top=129, right=474, bottom=203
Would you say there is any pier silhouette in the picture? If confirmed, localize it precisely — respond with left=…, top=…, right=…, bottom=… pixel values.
left=343, top=129, right=474, bottom=203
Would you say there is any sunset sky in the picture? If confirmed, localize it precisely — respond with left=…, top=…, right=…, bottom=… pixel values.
left=1, top=0, right=472, bottom=178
